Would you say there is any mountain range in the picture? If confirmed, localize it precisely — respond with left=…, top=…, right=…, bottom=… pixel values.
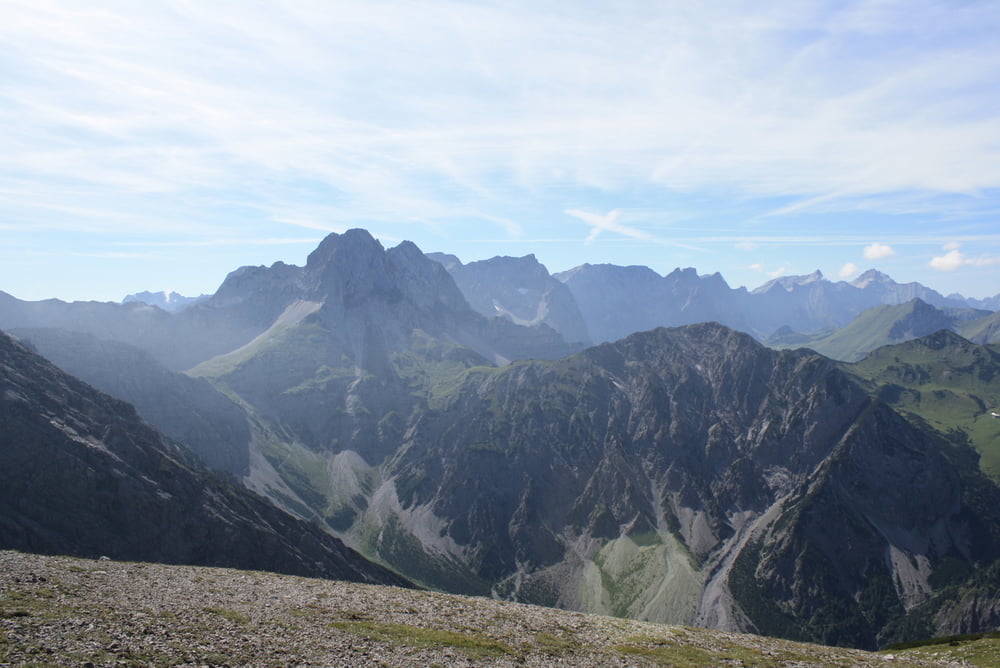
left=3, top=228, right=1000, bottom=651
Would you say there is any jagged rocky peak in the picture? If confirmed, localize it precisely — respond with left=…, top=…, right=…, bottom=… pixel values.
left=851, top=268, right=892, bottom=289
left=753, top=269, right=825, bottom=294
left=665, top=266, right=699, bottom=282
left=301, top=229, right=452, bottom=305
left=304, top=229, right=387, bottom=294
left=664, top=267, right=732, bottom=290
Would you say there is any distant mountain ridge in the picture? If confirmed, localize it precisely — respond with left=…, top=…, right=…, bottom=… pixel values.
left=428, top=253, right=996, bottom=346
left=553, top=265, right=987, bottom=343
left=3, top=235, right=997, bottom=364
left=0, top=229, right=581, bottom=370
left=766, top=298, right=994, bottom=361
left=123, top=290, right=209, bottom=312
left=426, top=252, right=591, bottom=345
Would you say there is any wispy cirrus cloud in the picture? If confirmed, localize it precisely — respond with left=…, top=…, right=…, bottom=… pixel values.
left=3, top=1, right=1000, bottom=300
left=565, top=209, right=651, bottom=245
left=3, top=0, right=1000, bottom=231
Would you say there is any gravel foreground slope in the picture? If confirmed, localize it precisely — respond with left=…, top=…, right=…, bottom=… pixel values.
left=0, top=550, right=976, bottom=667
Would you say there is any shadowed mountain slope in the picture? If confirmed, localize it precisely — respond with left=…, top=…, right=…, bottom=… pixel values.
left=0, top=329, right=410, bottom=586
left=10, top=327, right=252, bottom=476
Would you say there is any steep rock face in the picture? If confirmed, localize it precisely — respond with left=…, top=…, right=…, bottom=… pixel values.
left=0, top=329, right=410, bottom=586
left=727, top=402, right=974, bottom=647
left=9, top=327, right=252, bottom=476
left=339, top=324, right=994, bottom=648
left=431, top=253, right=591, bottom=345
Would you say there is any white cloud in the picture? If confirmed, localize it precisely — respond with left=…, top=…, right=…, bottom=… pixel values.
left=735, top=241, right=759, bottom=251
left=930, top=249, right=967, bottom=271
left=749, top=263, right=764, bottom=272
left=943, top=241, right=962, bottom=251
left=839, top=262, right=859, bottom=278
left=930, top=244, right=1000, bottom=271
left=863, top=242, right=896, bottom=260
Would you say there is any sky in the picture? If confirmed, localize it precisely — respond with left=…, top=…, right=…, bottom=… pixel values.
left=2, top=1, right=1000, bottom=303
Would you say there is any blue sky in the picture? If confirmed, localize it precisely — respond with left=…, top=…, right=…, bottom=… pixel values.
left=2, top=1, right=1000, bottom=302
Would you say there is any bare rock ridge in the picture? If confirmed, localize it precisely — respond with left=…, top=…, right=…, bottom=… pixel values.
left=0, top=329, right=410, bottom=587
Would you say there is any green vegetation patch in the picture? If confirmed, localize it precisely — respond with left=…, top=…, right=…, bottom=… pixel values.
left=613, top=635, right=715, bottom=667
left=202, top=606, right=251, bottom=626
left=887, top=629, right=1000, bottom=651
left=892, top=632, right=1000, bottom=667
left=844, top=335, right=1000, bottom=481
left=330, top=620, right=515, bottom=660
left=613, top=632, right=862, bottom=668
left=534, top=631, right=581, bottom=656
left=1, top=589, right=53, bottom=619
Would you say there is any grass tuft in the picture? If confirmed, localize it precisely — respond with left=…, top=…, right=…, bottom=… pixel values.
left=330, top=620, right=515, bottom=659
left=202, top=606, right=250, bottom=625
